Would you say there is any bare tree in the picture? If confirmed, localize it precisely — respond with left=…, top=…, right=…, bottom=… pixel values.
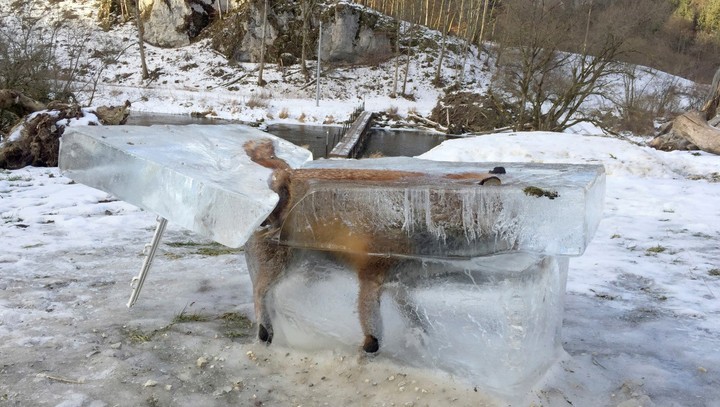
left=391, top=0, right=401, bottom=98
left=134, top=0, right=149, bottom=79
left=257, top=0, right=268, bottom=86
left=401, top=2, right=416, bottom=96
left=433, top=0, right=453, bottom=86
left=492, top=0, right=626, bottom=131
left=300, top=0, right=317, bottom=81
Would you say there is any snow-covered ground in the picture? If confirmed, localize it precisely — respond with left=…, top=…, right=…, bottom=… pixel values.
left=1, top=1, right=719, bottom=406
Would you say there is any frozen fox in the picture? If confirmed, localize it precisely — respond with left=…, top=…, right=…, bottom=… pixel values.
left=243, top=139, right=501, bottom=353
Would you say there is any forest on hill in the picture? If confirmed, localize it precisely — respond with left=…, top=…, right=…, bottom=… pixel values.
left=358, top=0, right=720, bottom=83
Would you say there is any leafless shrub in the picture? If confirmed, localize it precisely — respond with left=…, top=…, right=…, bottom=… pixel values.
left=386, top=105, right=399, bottom=120
left=278, top=107, right=289, bottom=119
left=604, top=65, right=689, bottom=135
left=246, top=95, right=267, bottom=108
left=246, top=90, right=271, bottom=109
left=0, top=6, right=127, bottom=106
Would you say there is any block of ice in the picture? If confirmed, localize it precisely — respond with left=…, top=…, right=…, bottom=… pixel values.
left=276, top=157, right=605, bottom=257
left=249, top=249, right=570, bottom=400
left=246, top=157, right=605, bottom=401
left=59, top=125, right=312, bottom=247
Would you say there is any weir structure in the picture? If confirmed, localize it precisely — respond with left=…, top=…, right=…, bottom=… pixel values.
left=328, top=110, right=374, bottom=158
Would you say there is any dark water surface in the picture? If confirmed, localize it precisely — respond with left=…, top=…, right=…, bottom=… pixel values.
left=125, top=112, right=446, bottom=158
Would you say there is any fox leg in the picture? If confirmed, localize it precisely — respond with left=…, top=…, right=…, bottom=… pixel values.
left=356, top=257, right=395, bottom=353
left=246, top=232, right=289, bottom=344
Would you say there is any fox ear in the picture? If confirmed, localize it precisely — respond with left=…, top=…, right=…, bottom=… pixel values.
left=244, top=139, right=292, bottom=171
left=243, top=139, right=275, bottom=163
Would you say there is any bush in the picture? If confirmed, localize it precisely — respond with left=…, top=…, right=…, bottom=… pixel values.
left=0, top=5, right=125, bottom=107
left=430, top=92, right=518, bottom=135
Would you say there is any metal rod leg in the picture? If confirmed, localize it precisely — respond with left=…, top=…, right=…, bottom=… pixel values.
left=127, top=216, right=168, bottom=308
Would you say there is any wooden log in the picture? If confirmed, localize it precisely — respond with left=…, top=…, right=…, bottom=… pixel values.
left=0, top=89, right=46, bottom=115
left=408, top=113, right=448, bottom=132
left=672, top=111, right=720, bottom=155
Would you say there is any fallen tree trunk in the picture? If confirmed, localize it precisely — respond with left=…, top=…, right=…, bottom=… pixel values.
left=672, top=111, right=720, bottom=155
left=408, top=113, right=448, bottom=132
left=649, top=66, right=720, bottom=155
left=0, top=89, right=46, bottom=115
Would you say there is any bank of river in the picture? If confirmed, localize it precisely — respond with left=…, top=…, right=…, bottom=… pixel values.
left=125, top=112, right=446, bottom=159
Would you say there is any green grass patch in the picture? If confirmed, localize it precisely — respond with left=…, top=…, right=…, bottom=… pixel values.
left=124, top=310, right=253, bottom=344
left=646, top=245, right=667, bottom=254
left=126, top=328, right=153, bottom=343
left=166, top=241, right=242, bottom=256
left=220, top=312, right=253, bottom=339
left=165, top=241, right=205, bottom=247
left=195, top=247, right=241, bottom=256
left=173, top=312, right=210, bottom=324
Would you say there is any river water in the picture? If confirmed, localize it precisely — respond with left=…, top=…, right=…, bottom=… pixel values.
left=125, top=113, right=446, bottom=159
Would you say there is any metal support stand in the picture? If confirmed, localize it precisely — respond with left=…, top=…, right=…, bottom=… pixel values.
left=127, top=216, right=168, bottom=308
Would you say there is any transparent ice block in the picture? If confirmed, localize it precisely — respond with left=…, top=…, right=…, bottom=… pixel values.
left=249, top=157, right=605, bottom=401
left=276, top=158, right=605, bottom=257
left=59, top=125, right=312, bottom=247
left=250, top=251, right=569, bottom=398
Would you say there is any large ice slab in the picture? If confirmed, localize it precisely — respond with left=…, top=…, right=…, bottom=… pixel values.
left=277, top=157, right=605, bottom=257
left=249, top=249, right=569, bottom=400
left=59, top=125, right=312, bottom=247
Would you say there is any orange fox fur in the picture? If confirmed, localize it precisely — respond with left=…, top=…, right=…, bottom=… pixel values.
left=243, top=139, right=499, bottom=353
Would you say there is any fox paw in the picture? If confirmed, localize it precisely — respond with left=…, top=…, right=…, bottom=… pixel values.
left=258, top=324, right=273, bottom=344
left=362, top=335, right=380, bottom=353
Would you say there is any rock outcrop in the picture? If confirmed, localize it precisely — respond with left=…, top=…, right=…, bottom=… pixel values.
left=211, top=1, right=395, bottom=65
left=321, top=3, right=393, bottom=63
left=140, top=0, right=220, bottom=47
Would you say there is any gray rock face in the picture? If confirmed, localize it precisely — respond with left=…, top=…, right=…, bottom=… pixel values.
left=234, top=2, right=280, bottom=63
left=219, top=1, right=393, bottom=65
left=140, top=0, right=191, bottom=47
left=140, top=0, right=394, bottom=64
left=321, top=5, right=392, bottom=63
left=140, top=0, right=217, bottom=48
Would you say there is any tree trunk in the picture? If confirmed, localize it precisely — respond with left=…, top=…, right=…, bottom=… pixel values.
left=652, top=66, right=720, bottom=155
left=391, top=0, right=400, bottom=98
left=671, top=111, right=720, bottom=155
left=134, top=0, right=150, bottom=79
left=300, top=0, right=310, bottom=81
left=0, top=90, right=46, bottom=115
left=402, top=18, right=413, bottom=95
left=135, top=0, right=149, bottom=79
left=701, top=66, right=720, bottom=120
left=433, top=4, right=453, bottom=86
left=257, top=0, right=268, bottom=87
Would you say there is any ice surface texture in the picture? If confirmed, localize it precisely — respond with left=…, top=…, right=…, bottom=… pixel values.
left=59, top=125, right=312, bottom=247
left=279, top=158, right=605, bottom=257
left=247, top=157, right=604, bottom=400
left=249, top=250, right=569, bottom=398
